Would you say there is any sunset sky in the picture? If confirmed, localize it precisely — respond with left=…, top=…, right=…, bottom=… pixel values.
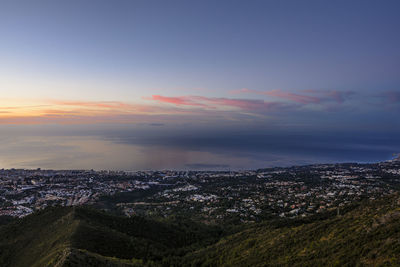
left=0, top=0, right=399, bottom=170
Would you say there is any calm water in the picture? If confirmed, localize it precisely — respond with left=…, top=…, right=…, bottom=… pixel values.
left=0, top=125, right=398, bottom=170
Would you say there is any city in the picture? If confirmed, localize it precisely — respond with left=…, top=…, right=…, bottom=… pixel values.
left=1, top=157, right=399, bottom=223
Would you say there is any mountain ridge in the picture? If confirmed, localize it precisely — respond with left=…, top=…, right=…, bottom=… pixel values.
left=1, top=194, right=400, bottom=266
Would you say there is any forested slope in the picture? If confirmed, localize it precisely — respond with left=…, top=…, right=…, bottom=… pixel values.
left=1, top=194, right=399, bottom=266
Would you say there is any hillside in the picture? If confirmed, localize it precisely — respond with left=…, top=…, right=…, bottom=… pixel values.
left=1, top=194, right=400, bottom=266
left=0, top=206, right=222, bottom=267
left=184, top=194, right=400, bottom=266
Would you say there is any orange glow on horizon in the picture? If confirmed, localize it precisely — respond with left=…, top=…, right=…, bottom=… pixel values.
left=0, top=98, right=167, bottom=124
left=0, top=97, right=250, bottom=124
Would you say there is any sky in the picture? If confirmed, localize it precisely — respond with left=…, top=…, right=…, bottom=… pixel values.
left=0, top=0, right=399, bottom=170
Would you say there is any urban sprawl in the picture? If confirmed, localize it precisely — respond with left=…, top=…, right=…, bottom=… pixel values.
left=1, top=157, right=399, bottom=223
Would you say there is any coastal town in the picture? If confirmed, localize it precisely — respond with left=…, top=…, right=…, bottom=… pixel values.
left=1, top=157, right=399, bottom=223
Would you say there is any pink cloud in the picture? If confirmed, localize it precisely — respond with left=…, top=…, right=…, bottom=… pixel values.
left=148, top=94, right=291, bottom=112
left=148, top=95, right=208, bottom=108
left=192, top=96, right=283, bottom=111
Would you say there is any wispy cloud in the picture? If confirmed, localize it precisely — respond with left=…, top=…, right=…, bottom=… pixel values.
left=0, top=88, right=393, bottom=125
left=147, top=95, right=208, bottom=108
left=0, top=97, right=280, bottom=125
left=231, top=88, right=354, bottom=104
left=0, top=99, right=181, bottom=124
left=301, top=89, right=354, bottom=104
left=51, top=100, right=138, bottom=110
left=148, top=95, right=292, bottom=112
left=379, top=90, right=400, bottom=104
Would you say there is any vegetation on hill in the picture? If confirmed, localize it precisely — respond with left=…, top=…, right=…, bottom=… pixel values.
left=0, top=215, right=14, bottom=226
left=183, top=195, right=400, bottom=266
left=0, top=206, right=223, bottom=267
left=1, top=194, right=400, bottom=266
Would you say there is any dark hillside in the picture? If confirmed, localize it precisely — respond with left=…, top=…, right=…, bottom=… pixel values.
left=1, top=194, right=400, bottom=266
left=0, top=206, right=222, bottom=267
left=183, top=194, right=400, bottom=266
